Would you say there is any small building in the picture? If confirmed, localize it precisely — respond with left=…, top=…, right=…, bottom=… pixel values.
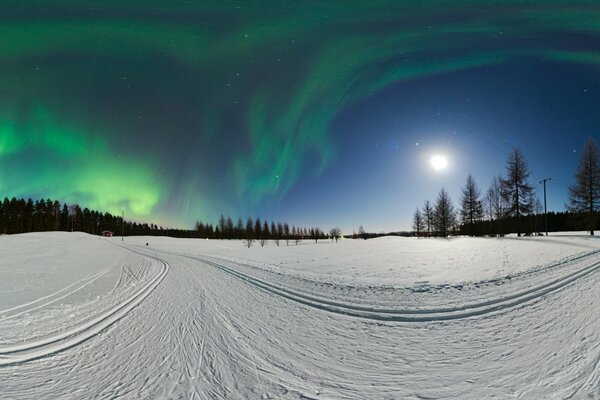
left=102, top=230, right=113, bottom=237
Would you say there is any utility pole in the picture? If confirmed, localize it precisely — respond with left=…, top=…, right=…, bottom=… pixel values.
left=540, top=177, right=551, bottom=236
left=122, top=210, right=124, bottom=242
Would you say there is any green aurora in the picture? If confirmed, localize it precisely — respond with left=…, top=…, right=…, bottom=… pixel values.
left=2, top=1, right=600, bottom=226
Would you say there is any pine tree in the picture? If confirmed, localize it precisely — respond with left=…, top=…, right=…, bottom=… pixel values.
left=567, top=138, right=600, bottom=235
left=412, top=208, right=425, bottom=237
left=501, top=148, right=534, bottom=236
left=460, top=174, right=484, bottom=236
left=433, top=188, right=456, bottom=237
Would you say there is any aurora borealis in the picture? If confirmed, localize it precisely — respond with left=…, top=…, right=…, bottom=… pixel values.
left=2, top=1, right=600, bottom=230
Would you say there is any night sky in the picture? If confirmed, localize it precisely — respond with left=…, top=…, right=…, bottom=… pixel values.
left=2, top=1, right=600, bottom=232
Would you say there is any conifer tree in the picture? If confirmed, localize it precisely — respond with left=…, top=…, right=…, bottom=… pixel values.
left=245, top=217, right=254, bottom=247
left=423, top=200, right=433, bottom=237
left=460, top=174, right=484, bottom=236
left=501, top=148, right=534, bottom=236
left=433, top=188, right=456, bottom=237
left=568, top=138, right=600, bottom=235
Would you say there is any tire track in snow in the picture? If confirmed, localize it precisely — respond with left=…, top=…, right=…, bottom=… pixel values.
left=148, top=247, right=600, bottom=322
left=0, top=248, right=169, bottom=366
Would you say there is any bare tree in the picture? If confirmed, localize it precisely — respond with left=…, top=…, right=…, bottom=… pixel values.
left=236, top=217, right=244, bottom=239
left=358, top=225, right=367, bottom=240
left=254, top=218, right=262, bottom=243
left=284, top=223, right=290, bottom=245
left=433, top=188, right=456, bottom=237
left=423, top=200, right=433, bottom=237
left=485, top=176, right=504, bottom=236
left=218, top=214, right=226, bottom=239
left=501, top=148, right=534, bottom=237
left=294, top=226, right=301, bottom=245
left=329, top=227, right=341, bottom=242
left=567, top=138, right=600, bottom=235
left=311, top=227, right=322, bottom=243
left=412, top=208, right=425, bottom=237
left=274, top=222, right=283, bottom=246
left=245, top=217, right=254, bottom=248
left=260, top=221, right=270, bottom=247
left=460, top=174, right=484, bottom=236
left=225, top=216, right=234, bottom=239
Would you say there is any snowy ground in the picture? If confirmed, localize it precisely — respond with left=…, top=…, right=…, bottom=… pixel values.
left=1, top=232, right=599, bottom=399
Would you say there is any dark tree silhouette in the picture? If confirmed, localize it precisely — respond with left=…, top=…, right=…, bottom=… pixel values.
left=567, top=138, right=600, bottom=235
left=245, top=217, right=254, bottom=247
left=260, top=220, right=269, bottom=247
left=236, top=218, right=244, bottom=239
left=423, top=200, right=433, bottom=237
left=254, top=218, right=262, bottom=242
left=460, top=174, right=484, bottom=236
left=485, top=176, right=504, bottom=236
left=412, top=208, right=425, bottom=237
left=358, top=225, right=367, bottom=240
left=284, top=223, right=290, bottom=245
left=433, top=188, right=456, bottom=237
left=270, top=221, right=278, bottom=246
left=329, top=227, right=341, bottom=242
left=501, top=148, right=534, bottom=237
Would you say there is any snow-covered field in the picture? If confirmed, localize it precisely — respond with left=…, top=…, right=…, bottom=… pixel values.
left=1, top=232, right=599, bottom=399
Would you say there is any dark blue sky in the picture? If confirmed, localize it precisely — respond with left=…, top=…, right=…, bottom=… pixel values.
left=268, top=58, right=599, bottom=231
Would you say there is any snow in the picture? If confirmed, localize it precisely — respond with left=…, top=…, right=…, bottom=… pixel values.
left=1, top=232, right=599, bottom=399
left=126, top=234, right=600, bottom=286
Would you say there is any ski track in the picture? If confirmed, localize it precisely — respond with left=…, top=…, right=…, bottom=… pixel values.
left=0, top=248, right=168, bottom=366
left=1, top=235, right=599, bottom=399
left=141, top=246, right=600, bottom=323
left=0, top=261, right=117, bottom=318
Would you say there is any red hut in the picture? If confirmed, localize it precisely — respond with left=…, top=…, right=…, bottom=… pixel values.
left=102, top=230, right=113, bottom=237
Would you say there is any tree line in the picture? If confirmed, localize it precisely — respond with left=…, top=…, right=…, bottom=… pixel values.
left=0, top=198, right=342, bottom=246
left=196, top=215, right=341, bottom=247
left=413, top=138, right=600, bottom=237
left=0, top=197, right=196, bottom=237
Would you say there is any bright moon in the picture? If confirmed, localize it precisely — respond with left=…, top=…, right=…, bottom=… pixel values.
left=430, top=155, right=448, bottom=171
